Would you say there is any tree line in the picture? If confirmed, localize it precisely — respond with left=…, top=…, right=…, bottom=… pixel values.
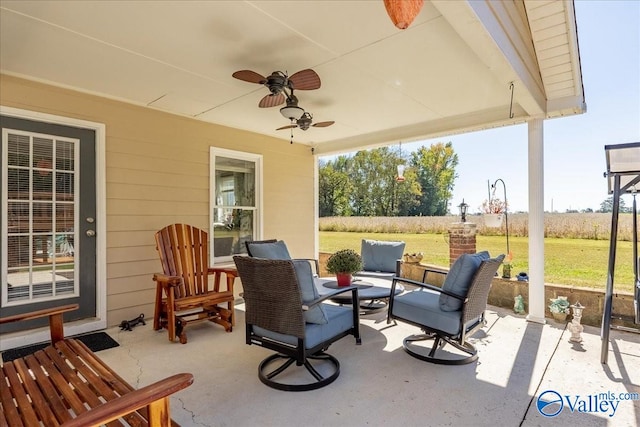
left=319, top=142, right=458, bottom=217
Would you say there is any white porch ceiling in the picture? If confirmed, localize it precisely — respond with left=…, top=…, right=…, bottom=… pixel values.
left=0, top=0, right=585, bottom=155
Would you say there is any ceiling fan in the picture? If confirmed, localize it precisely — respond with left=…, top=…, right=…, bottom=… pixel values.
left=276, top=112, right=334, bottom=131
left=232, top=68, right=321, bottom=108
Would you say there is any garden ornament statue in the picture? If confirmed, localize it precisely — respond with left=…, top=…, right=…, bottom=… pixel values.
left=568, top=302, right=585, bottom=343
left=513, top=295, right=525, bottom=314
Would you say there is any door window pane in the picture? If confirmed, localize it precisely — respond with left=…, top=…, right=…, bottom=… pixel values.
left=2, top=130, right=79, bottom=306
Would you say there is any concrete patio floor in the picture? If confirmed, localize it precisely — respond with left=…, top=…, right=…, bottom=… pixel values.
left=96, top=305, right=639, bottom=427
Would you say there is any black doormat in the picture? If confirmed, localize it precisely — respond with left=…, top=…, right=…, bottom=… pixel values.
left=2, top=332, right=119, bottom=363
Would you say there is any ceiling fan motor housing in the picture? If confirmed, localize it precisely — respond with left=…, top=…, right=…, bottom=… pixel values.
left=266, top=72, right=287, bottom=95
left=298, top=112, right=313, bottom=130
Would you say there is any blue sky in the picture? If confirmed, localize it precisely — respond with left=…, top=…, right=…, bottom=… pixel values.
left=322, top=1, right=640, bottom=214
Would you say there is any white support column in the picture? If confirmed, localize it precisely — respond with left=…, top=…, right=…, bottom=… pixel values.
left=526, top=118, right=546, bottom=324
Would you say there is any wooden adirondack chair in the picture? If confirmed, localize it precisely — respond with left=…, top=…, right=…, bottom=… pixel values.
left=153, top=224, right=235, bottom=343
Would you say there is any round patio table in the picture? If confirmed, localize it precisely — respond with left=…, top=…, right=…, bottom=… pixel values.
left=316, top=277, right=404, bottom=314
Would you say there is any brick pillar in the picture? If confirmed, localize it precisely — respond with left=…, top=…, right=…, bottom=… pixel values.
left=448, top=222, right=477, bottom=267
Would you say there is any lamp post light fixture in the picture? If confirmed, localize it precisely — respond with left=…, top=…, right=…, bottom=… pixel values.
left=458, top=199, right=469, bottom=223
left=568, top=301, right=585, bottom=343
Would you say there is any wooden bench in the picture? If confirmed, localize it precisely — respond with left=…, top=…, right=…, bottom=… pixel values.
left=0, top=304, right=193, bottom=426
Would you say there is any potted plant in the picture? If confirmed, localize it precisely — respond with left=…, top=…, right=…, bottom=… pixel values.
left=326, top=249, right=363, bottom=286
left=482, top=198, right=506, bottom=228
left=549, top=296, right=571, bottom=322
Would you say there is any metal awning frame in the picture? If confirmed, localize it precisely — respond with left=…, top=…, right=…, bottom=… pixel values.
left=601, top=142, right=640, bottom=364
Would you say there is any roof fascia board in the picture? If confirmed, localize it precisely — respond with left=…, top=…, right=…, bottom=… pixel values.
left=561, top=0, right=586, bottom=111
left=314, top=105, right=529, bottom=156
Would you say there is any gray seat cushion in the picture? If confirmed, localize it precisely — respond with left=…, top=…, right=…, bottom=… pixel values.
left=354, top=270, right=395, bottom=280
left=246, top=240, right=292, bottom=259
left=253, top=304, right=354, bottom=349
left=439, top=251, right=490, bottom=311
left=360, top=239, right=405, bottom=273
left=392, top=288, right=462, bottom=335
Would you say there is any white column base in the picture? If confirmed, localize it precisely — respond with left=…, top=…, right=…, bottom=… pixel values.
left=525, top=314, right=547, bottom=324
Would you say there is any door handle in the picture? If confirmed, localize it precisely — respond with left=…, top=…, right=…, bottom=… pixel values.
left=86, top=230, right=96, bottom=237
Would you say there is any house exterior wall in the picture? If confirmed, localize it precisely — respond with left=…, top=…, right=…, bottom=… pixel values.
left=0, top=74, right=316, bottom=327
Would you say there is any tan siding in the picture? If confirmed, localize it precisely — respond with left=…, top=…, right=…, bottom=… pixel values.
left=1, top=73, right=316, bottom=327
left=107, top=303, right=156, bottom=328
left=108, top=276, right=157, bottom=296
left=107, top=246, right=156, bottom=264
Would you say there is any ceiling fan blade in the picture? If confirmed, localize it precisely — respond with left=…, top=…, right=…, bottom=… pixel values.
left=259, top=93, right=285, bottom=108
left=276, top=124, right=298, bottom=131
left=232, top=70, right=266, bottom=84
left=289, top=69, right=321, bottom=90
left=312, top=121, right=335, bottom=128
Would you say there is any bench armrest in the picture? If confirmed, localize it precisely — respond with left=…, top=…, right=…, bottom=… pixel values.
left=62, top=373, right=194, bottom=427
left=0, top=304, right=78, bottom=344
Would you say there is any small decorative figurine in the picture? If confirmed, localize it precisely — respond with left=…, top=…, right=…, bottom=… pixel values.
left=119, top=313, right=146, bottom=331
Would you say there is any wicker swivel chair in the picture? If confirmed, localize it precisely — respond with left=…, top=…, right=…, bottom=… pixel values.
left=388, top=252, right=504, bottom=365
left=234, top=256, right=361, bottom=391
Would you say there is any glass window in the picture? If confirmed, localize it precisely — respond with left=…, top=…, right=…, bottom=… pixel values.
left=210, top=148, right=262, bottom=263
left=2, top=129, right=78, bottom=307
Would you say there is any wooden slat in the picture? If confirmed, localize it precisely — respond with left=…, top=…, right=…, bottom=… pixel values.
left=2, top=362, right=40, bottom=426
left=44, top=344, right=130, bottom=427
left=62, top=340, right=148, bottom=427
left=13, top=357, right=59, bottom=426
left=0, top=363, right=24, bottom=427
left=24, top=353, right=74, bottom=424
left=34, top=348, right=92, bottom=417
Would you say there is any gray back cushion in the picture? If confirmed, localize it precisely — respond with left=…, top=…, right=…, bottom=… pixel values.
left=247, top=240, right=291, bottom=260
left=439, top=251, right=490, bottom=311
left=292, top=260, right=328, bottom=324
left=361, top=239, right=405, bottom=273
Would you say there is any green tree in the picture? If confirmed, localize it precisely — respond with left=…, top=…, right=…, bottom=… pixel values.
left=318, top=142, right=456, bottom=217
left=599, top=196, right=628, bottom=213
left=409, top=142, right=458, bottom=216
left=319, top=157, right=352, bottom=216
left=346, top=147, right=421, bottom=216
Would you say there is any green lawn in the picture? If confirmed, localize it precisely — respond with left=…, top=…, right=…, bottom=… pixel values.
left=319, top=231, right=635, bottom=292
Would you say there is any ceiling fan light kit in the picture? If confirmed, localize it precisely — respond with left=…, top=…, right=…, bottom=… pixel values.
left=280, top=104, right=305, bottom=120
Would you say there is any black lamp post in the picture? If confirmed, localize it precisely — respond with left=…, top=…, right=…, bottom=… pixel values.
left=458, top=199, right=469, bottom=223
